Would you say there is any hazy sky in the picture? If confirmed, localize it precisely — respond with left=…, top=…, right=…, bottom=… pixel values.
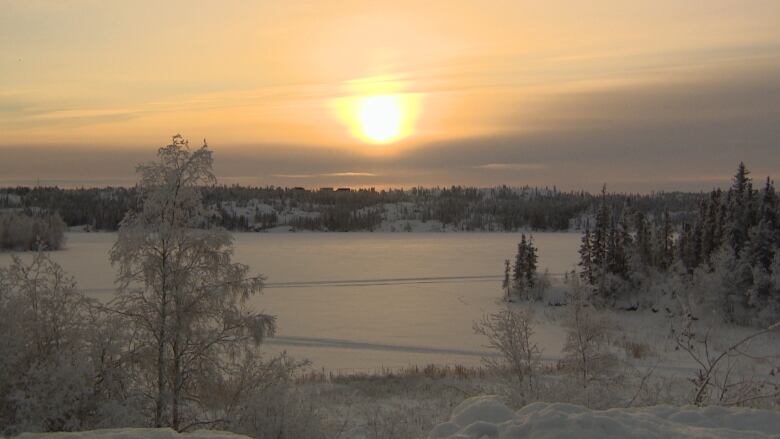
left=2, top=1, right=780, bottom=191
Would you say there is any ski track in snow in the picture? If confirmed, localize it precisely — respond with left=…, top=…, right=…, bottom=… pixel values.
left=81, top=273, right=569, bottom=294
left=267, top=335, right=704, bottom=376
left=82, top=273, right=564, bottom=293
left=266, top=335, right=497, bottom=357
left=78, top=274, right=519, bottom=295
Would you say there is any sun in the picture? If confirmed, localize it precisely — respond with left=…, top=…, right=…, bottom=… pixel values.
left=333, top=90, right=421, bottom=145
left=357, top=95, right=403, bottom=143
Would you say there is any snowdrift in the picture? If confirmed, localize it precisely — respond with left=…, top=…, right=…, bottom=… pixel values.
left=428, top=396, right=780, bottom=439
left=16, top=429, right=251, bottom=439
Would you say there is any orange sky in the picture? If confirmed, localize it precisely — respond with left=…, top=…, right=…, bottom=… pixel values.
left=2, top=1, right=780, bottom=190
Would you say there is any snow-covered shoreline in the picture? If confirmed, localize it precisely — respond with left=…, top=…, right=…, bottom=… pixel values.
left=16, top=398, right=780, bottom=439
left=429, top=396, right=780, bottom=439
left=16, top=429, right=251, bottom=439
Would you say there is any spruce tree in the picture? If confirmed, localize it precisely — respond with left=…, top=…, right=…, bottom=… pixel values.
left=606, top=219, right=619, bottom=275
left=701, top=189, right=723, bottom=265
left=726, top=162, right=752, bottom=256
left=592, top=185, right=610, bottom=275
left=578, top=227, right=595, bottom=285
left=514, top=236, right=527, bottom=281
left=715, top=189, right=727, bottom=246
left=678, top=222, right=695, bottom=273
left=525, top=235, right=538, bottom=290
left=759, top=177, right=779, bottom=238
left=616, top=208, right=633, bottom=278
left=502, top=259, right=512, bottom=300
left=514, top=235, right=528, bottom=295
left=661, top=211, right=675, bottom=270
left=633, top=211, right=653, bottom=269
left=746, top=178, right=778, bottom=272
left=690, top=203, right=705, bottom=269
left=650, top=211, right=675, bottom=271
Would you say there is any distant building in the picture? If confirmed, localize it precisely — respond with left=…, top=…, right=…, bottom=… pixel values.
left=336, top=187, right=351, bottom=192
left=292, top=187, right=306, bottom=192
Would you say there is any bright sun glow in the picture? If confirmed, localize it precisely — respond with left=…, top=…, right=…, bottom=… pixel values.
left=357, top=96, right=403, bottom=143
left=334, top=88, right=421, bottom=145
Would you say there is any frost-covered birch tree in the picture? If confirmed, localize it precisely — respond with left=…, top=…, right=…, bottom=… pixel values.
left=109, top=135, right=275, bottom=430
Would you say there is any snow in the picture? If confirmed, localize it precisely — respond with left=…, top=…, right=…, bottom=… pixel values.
left=251, top=202, right=276, bottom=214
left=6, top=232, right=770, bottom=374
left=0, top=193, right=22, bottom=206
left=0, top=232, right=579, bottom=371
left=16, top=429, right=251, bottom=439
left=429, top=396, right=780, bottom=439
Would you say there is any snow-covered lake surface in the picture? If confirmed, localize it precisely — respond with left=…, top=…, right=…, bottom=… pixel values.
left=0, top=232, right=581, bottom=371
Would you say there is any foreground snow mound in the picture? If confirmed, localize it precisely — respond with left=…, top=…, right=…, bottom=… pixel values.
left=429, top=396, right=780, bottom=439
left=16, top=429, right=251, bottom=439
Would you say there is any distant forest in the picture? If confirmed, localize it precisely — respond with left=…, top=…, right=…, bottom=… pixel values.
left=0, top=184, right=705, bottom=232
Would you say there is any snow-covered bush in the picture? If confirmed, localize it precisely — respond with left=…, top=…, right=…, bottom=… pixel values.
left=0, top=252, right=96, bottom=434
left=473, top=307, right=541, bottom=404
left=193, top=351, right=324, bottom=437
left=529, top=269, right=551, bottom=302
left=229, top=384, right=329, bottom=439
left=671, top=315, right=780, bottom=407
left=0, top=211, right=66, bottom=251
left=559, top=275, right=623, bottom=407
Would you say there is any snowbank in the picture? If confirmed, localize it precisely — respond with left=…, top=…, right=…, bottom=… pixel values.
left=16, top=429, right=251, bottom=439
left=429, top=396, right=780, bottom=439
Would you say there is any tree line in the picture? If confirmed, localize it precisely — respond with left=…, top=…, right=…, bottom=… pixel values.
left=2, top=183, right=705, bottom=233
left=572, top=163, right=780, bottom=325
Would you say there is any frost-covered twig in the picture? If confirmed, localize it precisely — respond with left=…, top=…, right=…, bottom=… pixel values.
left=626, top=362, right=658, bottom=408
left=692, top=321, right=780, bottom=405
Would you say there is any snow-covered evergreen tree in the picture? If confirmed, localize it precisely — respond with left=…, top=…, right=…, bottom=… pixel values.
left=700, top=189, right=724, bottom=266
left=658, top=211, right=675, bottom=270
left=632, top=211, right=653, bottom=269
left=746, top=178, right=778, bottom=271
left=502, top=259, right=511, bottom=300
left=506, top=234, right=540, bottom=301
left=616, top=209, right=633, bottom=277
left=513, top=236, right=527, bottom=288
left=578, top=227, right=595, bottom=285
left=524, top=235, right=539, bottom=290
left=725, top=162, right=755, bottom=257
left=591, top=185, right=610, bottom=276
left=678, top=222, right=696, bottom=273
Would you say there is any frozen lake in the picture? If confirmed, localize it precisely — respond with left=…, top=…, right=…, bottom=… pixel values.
left=0, top=232, right=581, bottom=371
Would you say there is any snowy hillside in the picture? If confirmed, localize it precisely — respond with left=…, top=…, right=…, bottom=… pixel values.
left=429, top=396, right=780, bottom=439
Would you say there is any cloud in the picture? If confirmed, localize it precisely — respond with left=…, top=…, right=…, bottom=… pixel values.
left=323, top=172, right=377, bottom=177
left=475, top=163, right=547, bottom=171
left=271, top=172, right=377, bottom=179
left=271, top=174, right=318, bottom=179
left=3, top=61, right=780, bottom=192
